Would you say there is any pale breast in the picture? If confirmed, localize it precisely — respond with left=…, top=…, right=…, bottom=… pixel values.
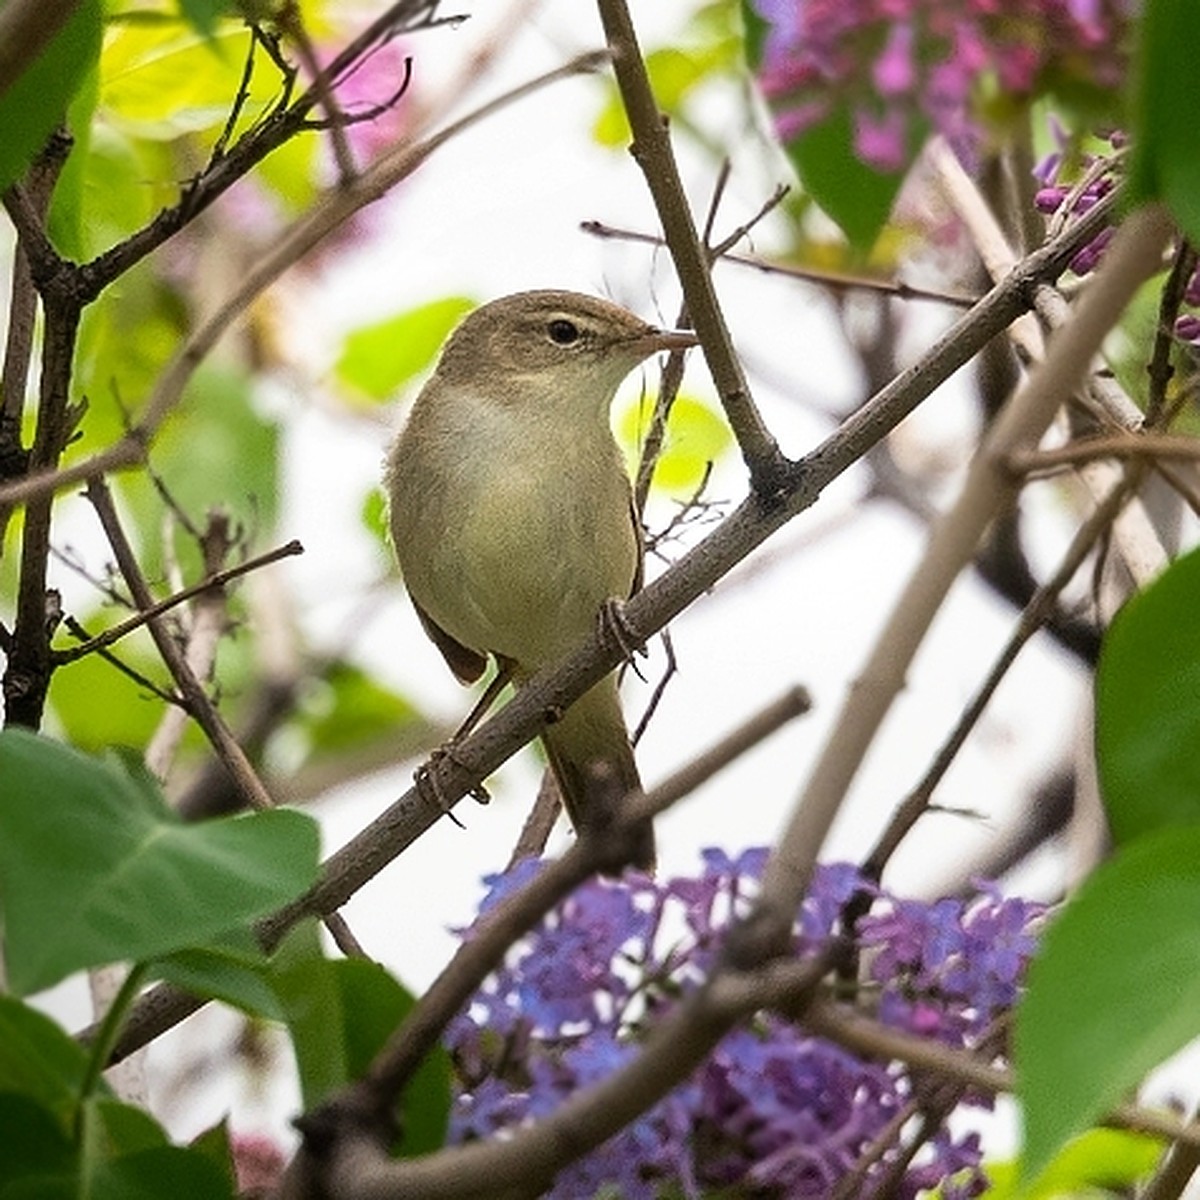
left=388, top=387, right=639, bottom=670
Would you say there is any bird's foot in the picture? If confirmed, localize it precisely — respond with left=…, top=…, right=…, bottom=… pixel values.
left=414, top=742, right=490, bottom=823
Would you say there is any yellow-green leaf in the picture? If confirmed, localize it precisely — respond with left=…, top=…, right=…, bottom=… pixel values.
left=336, top=296, right=476, bottom=404
left=616, top=392, right=731, bottom=496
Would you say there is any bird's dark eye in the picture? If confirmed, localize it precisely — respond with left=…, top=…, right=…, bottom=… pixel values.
left=547, top=319, right=580, bottom=345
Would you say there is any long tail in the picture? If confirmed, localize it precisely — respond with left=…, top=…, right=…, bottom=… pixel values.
left=539, top=674, right=656, bottom=872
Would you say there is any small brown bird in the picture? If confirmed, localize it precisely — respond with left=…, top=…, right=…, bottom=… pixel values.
left=385, top=290, right=696, bottom=870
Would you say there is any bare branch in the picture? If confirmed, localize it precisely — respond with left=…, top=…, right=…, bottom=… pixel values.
left=597, top=0, right=788, bottom=494
left=582, top=219, right=981, bottom=308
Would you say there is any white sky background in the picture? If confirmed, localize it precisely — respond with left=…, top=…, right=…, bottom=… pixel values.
left=35, top=0, right=1140, bottom=1155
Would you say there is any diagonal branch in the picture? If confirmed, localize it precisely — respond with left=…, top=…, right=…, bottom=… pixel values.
left=51, top=538, right=304, bottom=665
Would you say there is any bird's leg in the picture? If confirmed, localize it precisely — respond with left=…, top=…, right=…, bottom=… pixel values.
left=599, top=598, right=648, bottom=681
left=455, top=656, right=516, bottom=742
left=413, top=658, right=516, bottom=813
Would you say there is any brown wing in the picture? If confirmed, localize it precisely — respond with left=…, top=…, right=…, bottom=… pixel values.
left=413, top=598, right=488, bottom=685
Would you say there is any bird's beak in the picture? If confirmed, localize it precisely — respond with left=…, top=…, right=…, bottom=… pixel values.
left=634, top=327, right=700, bottom=356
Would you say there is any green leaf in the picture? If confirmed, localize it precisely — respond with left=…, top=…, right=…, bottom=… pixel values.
left=56, top=127, right=168, bottom=258
left=270, top=922, right=347, bottom=1109
left=100, top=22, right=263, bottom=140
left=1094, top=545, right=1200, bottom=845
left=0, top=1090, right=233, bottom=1199
left=186, top=1120, right=236, bottom=1193
left=616, top=392, right=732, bottom=497
left=335, top=297, right=476, bottom=403
left=978, top=1129, right=1162, bottom=1197
left=783, top=101, right=907, bottom=253
left=255, top=127, right=319, bottom=214
left=74, top=266, right=187, bottom=451
left=271, top=926, right=451, bottom=1152
left=176, top=0, right=233, bottom=39
left=46, top=56, right=101, bottom=259
left=152, top=929, right=283, bottom=1020
left=86, top=1096, right=169, bottom=1158
left=0, top=1093, right=76, bottom=1192
left=1015, top=826, right=1200, bottom=1180
left=87, top=1144, right=234, bottom=1200
left=360, top=488, right=392, bottom=562
left=153, top=362, right=281, bottom=532
left=0, top=1098, right=232, bottom=1199
left=0, top=0, right=103, bottom=191
left=334, top=958, right=451, bottom=1157
left=0, top=997, right=91, bottom=1129
left=592, top=48, right=717, bottom=146
left=1127, top=0, right=1200, bottom=242
left=739, top=0, right=770, bottom=68
left=0, top=730, right=319, bottom=995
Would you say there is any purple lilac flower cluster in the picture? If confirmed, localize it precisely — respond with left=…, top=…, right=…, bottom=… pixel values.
left=751, top=0, right=1131, bottom=172
left=1032, top=123, right=1123, bottom=274
left=1034, top=126, right=1200, bottom=342
left=445, top=850, right=1045, bottom=1199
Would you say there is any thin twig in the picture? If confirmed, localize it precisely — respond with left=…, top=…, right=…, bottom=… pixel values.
left=276, top=0, right=358, bottom=184
left=1144, top=238, right=1196, bottom=426
left=507, top=772, right=563, bottom=868
left=582, top=219, right=981, bottom=308
left=800, top=995, right=1200, bottom=1150
left=631, top=177, right=785, bottom=514
left=87, top=478, right=274, bottom=812
left=629, top=628, right=676, bottom=746
left=61, top=615, right=184, bottom=706
left=1011, top=432, right=1200, bottom=474
left=52, top=539, right=304, bottom=664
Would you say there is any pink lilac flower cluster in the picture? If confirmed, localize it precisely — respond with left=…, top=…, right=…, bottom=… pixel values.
left=445, top=850, right=1045, bottom=1199
left=751, top=0, right=1132, bottom=171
